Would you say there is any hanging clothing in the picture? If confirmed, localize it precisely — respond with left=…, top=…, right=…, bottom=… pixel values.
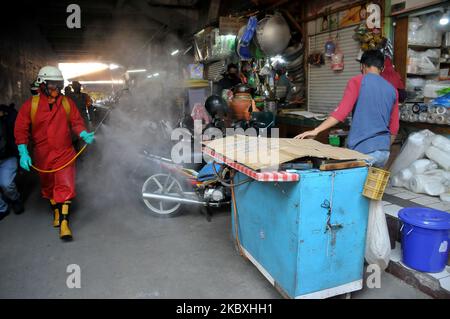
left=381, top=57, right=406, bottom=103
left=381, top=57, right=405, bottom=90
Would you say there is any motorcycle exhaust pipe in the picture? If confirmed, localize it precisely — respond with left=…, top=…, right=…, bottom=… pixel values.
left=142, top=192, right=206, bottom=205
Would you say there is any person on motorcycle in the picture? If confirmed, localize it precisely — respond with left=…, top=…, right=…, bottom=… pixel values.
left=14, top=66, right=95, bottom=241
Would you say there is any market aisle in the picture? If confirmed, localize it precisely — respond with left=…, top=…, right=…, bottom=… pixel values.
left=0, top=154, right=431, bottom=299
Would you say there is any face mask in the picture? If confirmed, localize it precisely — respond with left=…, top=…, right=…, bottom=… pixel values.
left=49, top=88, right=59, bottom=97
left=46, top=88, right=60, bottom=105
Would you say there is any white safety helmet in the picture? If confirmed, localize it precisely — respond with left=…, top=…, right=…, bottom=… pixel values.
left=36, top=66, right=64, bottom=84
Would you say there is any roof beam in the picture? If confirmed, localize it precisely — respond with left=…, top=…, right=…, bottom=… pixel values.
left=130, top=0, right=199, bottom=31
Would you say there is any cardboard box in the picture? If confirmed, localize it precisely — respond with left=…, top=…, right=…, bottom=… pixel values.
left=204, top=135, right=369, bottom=171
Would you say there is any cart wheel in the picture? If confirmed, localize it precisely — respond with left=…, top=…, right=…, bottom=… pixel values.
left=142, top=173, right=183, bottom=217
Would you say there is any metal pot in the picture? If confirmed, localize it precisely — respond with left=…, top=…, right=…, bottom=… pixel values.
left=285, top=53, right=304, bottom=70
left=230, top=93, right=253, bottom=120
left=233, top=83, right=252, bottom=94
left=287, top=62, right=303, bottom=73
left=283, top=42, right=303, bottom=62
left=255, top=13, right=291, bottom=56
left=290, top=74, right=304, bottom=83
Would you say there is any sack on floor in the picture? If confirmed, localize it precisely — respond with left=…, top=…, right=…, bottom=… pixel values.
left=365, top=199, right=391, bottom=270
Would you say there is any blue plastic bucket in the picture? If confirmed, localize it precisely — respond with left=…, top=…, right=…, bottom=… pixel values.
left=398, top=207, right=450, bottom=273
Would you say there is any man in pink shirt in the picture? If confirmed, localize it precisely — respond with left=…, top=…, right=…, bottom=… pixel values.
left=295, top=50, right=399, bottom=168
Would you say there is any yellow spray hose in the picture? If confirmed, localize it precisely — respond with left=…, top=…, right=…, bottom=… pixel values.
left=30, top=104, right=113, bottom=174
left=31, top=144, right=87, bottom=173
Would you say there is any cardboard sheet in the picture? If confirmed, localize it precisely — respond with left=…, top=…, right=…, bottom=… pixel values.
left=203, top=135, right=370, bottom=171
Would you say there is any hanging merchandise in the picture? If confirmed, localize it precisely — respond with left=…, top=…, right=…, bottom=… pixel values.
left=211, top=29, right=236, bottom=60
left=324, top=11, right=335, bottom=58
left=331, top=50, right=344, bottom=71
left=283, top=41, right=304, bottom=101
left=353, top=21, right=385, bottom=51
left=381, top=38, right=394, bottom=60
left=237, top=16, right=258, bottom=60
left=236, top=26, right=251, bottom=60
left=255, top=13, right=291, bottom=57
left=324, top=38, right=336, bottom=57
left=330, top=33, right=344, bottom=71
left=193, top=27, right=215, bottom=62
left=308, top=20, right=325, bottom=66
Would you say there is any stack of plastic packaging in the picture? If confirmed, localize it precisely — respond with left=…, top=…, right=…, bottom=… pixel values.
left=390, top=130, right=450, bottom=202
left=400, top=103, right=450, bottom=125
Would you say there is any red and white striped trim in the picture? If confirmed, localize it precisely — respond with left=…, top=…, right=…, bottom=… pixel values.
left=203, top=147, right=299, bottom=182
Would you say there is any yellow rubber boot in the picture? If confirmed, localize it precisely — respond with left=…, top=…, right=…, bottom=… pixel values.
left=59, top=201, right=73, bottom=241
left=50, top=200, right=60, bottom=227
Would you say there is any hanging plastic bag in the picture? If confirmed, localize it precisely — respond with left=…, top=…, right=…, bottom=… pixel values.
left=324, top=38, right=336, bottom=57
left=365, top=200, right=391, bottom=270
left=330, top=35, right=344, bottom=71
left=331, top=50, right=344, bottom=71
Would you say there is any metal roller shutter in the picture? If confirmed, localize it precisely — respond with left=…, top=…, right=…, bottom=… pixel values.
left=307, top=26, right=360, bottom=114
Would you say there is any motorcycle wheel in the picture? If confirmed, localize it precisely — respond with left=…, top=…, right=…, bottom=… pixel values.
left=142, top=173, right=184, bottom=217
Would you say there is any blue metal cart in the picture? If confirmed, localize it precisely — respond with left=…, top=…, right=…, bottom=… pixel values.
left=231, top=167, right=370, bottom=299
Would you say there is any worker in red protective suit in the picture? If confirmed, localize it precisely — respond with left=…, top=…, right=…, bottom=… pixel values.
left=14, top=66, right=95, bottom=241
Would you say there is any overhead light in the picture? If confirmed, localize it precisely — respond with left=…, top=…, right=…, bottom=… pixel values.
left=109, top=64, right=119, bottom=70
left=147, top=75, right=153, bottom=78
left=153, top=73, right=160, bottom=77
left=126, top=69, right=147, bottom=73
left=79, top=80, right=124, bottom=84
left=171, top=49, right=179, bottom=56
left=58, top=62, right=110, bottom=80
left=440, top=10, right=449, bottom=25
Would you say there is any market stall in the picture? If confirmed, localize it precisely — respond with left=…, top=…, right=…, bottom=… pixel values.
left=203, top=136, right=372, bottom=298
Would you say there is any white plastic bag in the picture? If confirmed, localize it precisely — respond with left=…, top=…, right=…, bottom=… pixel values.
left=430, top=135, right=450, bottom=154
left=425, top=146, right=450, bottom=171
left=409, top=159, right=438, bottom=175
left=408, top=174, right=447, bottom=196
left=398, top=168, right=414, bottom=186
left=365, top=200, right=391, bottom=270
left=390, top=129, right=435, bottom=176
left=390, top=175, right=403, bottom=187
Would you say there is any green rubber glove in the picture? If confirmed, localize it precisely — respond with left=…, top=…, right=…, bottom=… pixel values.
left=18, top=144, right=32, bottom=172
left=80, top=130, right=95, bottom=144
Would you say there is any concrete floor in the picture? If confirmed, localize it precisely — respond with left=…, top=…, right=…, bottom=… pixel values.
left=0, top=182, right=431, bottom=298
left=0, top=122, right=431, bottom=299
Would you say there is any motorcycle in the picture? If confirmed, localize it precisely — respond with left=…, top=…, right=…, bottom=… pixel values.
left=141, top=151, right=231, bottom=220
left=140, top=96, right=275, bottom=219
